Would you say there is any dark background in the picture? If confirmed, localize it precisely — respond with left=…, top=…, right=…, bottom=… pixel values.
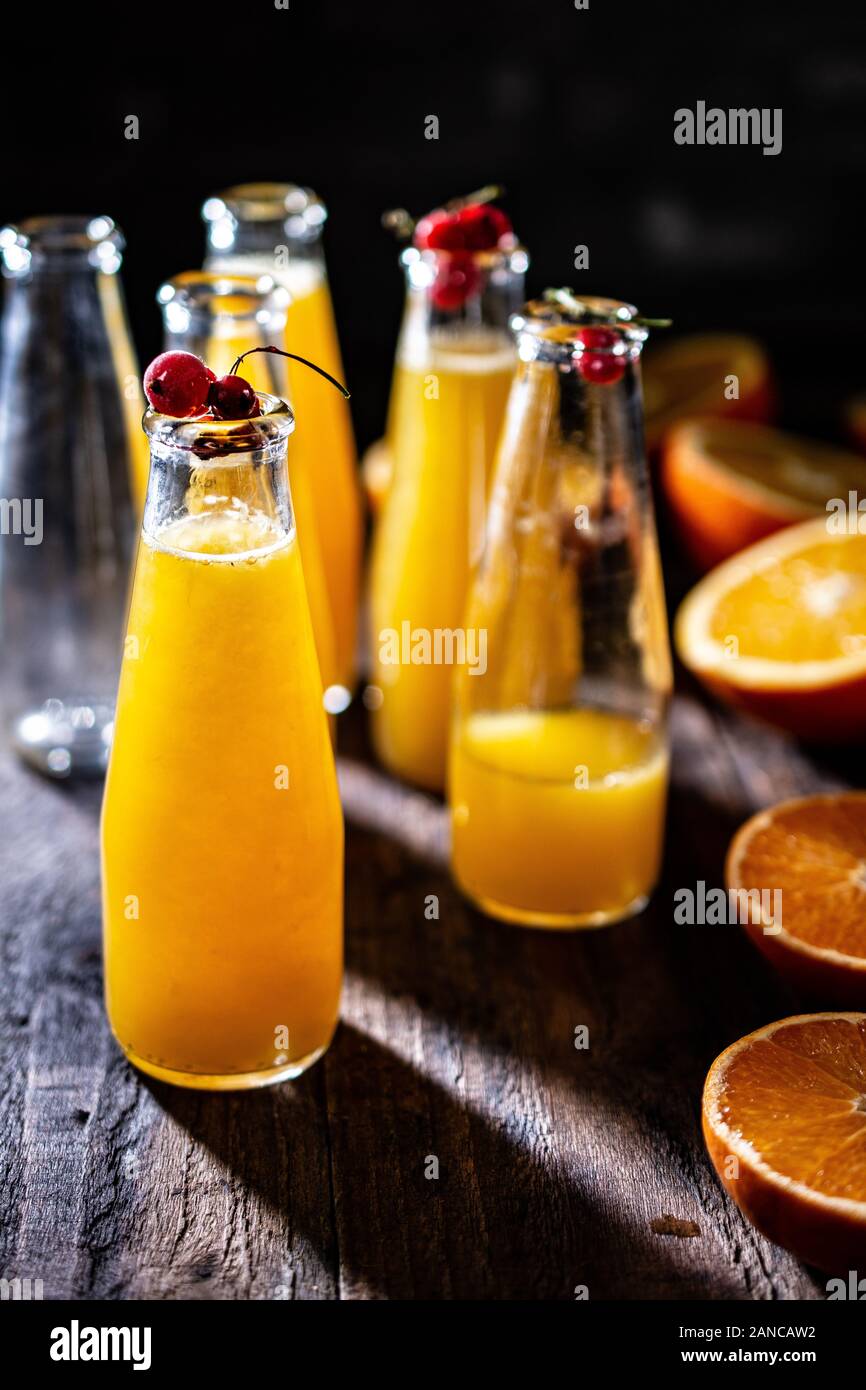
left=5, top=0, right=865, bottom=451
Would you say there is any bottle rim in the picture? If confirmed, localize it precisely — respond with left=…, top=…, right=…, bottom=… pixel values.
left=202, top=184, right=327, bottom=237
left=400, top=243, right=529, bottom=278
left=0, top=215, right=123, bottom=276
left=512, top=296, right=648, bottom=354
left=157, top=270, right=291, bottom=322
left=144, top=392, right=294, bottom=456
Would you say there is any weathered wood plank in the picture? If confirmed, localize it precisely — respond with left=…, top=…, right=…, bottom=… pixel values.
left=0, top=692, right=844, bottom=1300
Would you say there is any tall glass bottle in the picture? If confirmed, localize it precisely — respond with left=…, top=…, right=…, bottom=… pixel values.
left=101, top=393, right=343, bottom=1089
left=202, top=184, right=360, bottom=700
left=367, top=241, right=527, bottom=791
left=449, top=297, right=672, bottom=928
left=0, top=216, right=141, bottom=777
left=157, top=269, right=338, bottom=710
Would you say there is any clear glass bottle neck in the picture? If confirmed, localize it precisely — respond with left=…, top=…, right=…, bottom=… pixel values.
left=510, top=305, right=650, bottom=471
left=142, top=398, right=296, bottom=550
left=158, top=273, right=289, bottom=374
left=203, top=185, right=327, bottom=276
left=397, top=247, right=527, bottom=364
left=1, top=216, right=124, bottom=281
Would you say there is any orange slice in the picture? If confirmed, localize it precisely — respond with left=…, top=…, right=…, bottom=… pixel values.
left=703, top=1013, right=866, bottom=1271
left=727, top=794, right=866, bottom=1005
left=662, top=420, right=866, bottom=572
left=675, top=517, right=866, bottom=739
left=643, top=333, right=774, bottom=453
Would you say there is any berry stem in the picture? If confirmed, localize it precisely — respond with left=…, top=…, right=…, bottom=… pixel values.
left=543, top=287, right=672, bottom=329
left=227, top=345, right=351, bottom=398
left=444, top=184, right=503, bottom=212
left=382, top=186, right=506, bottom=241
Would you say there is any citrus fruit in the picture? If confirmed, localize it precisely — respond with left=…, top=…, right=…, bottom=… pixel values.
left=643, top=333, right=774, bottom=453
left=703, top=1012, right=866, bottom=1271
left=662, top=420, right=866, bottom=571
left=674, top=517, right=866, bottom=739
left=726, top=794, right=866, bottom=1005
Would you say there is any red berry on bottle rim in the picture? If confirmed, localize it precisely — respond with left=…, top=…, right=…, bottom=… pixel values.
left=143, top=351, right=215, bottom=417
left=424, top=202, right=513, bottom=253
left=208, top=374, right=258, bottom=420
left=575, top=327, right=626, bottom=385
left=413, top=208, right=450, bottom=250
left=454, top=203, right=513, bottom=250
left=431, top=251, right=482, bottom=311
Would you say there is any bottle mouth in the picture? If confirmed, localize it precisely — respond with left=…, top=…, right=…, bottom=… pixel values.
left=400, top=244, right=530, bottom=296
left=512, top=296, right=648, bottom=355
left=144, top=392, right=294, bottom=457
left=202, top=184, right=327, bottom=246
left=157, top=270, right=291, bottom=332
left=0, top=215, right=123, bottom=276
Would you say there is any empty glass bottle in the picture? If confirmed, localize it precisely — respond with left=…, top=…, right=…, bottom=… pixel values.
left=0, top=216, right=139, bottom=777
left=449, top=296, right=672, bottom=927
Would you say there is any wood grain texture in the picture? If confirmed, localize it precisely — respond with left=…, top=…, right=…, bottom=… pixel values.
left=0, top=688, right=846, bottom=1301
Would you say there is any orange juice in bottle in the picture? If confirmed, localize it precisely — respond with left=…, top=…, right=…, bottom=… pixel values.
left=203, top=185, right=361, bottom=702
left=368, top=196, right=527, bottom=790
left=157, top=271, right=338, bottom=709
left=449, top=294, right=671, bottom=926
left=102, top=388, right=343, bottom=1087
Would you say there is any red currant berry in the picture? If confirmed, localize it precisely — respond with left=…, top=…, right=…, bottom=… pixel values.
left=575, top=327, right=626, bottom=385
left=144, top=351, right=215, bottom=417
left=413, top=209, right=450, bottom=249
left=452, top=203, right=513, bottom=250
left=208, top=374, right=258, bottom=420
left=431, top=251, right=482, bottom=311
left=424, top=203, right=513, bottom=252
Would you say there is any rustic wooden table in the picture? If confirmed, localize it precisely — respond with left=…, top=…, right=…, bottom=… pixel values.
left=0, top=682, right=851, bottom=1301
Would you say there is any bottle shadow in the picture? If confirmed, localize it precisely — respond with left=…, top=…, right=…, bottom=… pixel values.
left=333, top=698, right=826, bottom=1299
left=146, top=1021, right=738, bottom=1300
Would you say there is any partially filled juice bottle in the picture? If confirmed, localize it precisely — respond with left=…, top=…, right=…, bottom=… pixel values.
left=368, top=232, right=527, bottom=790
left=101, top=393, right=343, bottom=1088
left=449, top=295, right=672, bottom=927
left=157, top=270, right=338, bottom=708
left=203, top=184, right=361, bottom=702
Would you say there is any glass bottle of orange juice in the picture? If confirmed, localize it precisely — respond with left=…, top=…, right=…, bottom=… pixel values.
left=156, top=270, right=339, bottom=712
left=101, top=378, right=343, bottom=1089
left=449, top=294, right=672, bottom=928
left=367, top=197, right=527, bottom=790
left=202, top=184, right=361, bottom=705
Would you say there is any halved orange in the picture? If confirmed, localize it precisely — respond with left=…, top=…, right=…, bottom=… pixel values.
left=643, top=333, right=775, bottom=453
left=727, top=794, right=866, bottom=1005
left=675, top=517, right=866, bottom=740
left=361, top=438, right=393, bottom=515
left=703, top=1013, right=866, bottom=1271
left=662, top=420, right=866, bottom=572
